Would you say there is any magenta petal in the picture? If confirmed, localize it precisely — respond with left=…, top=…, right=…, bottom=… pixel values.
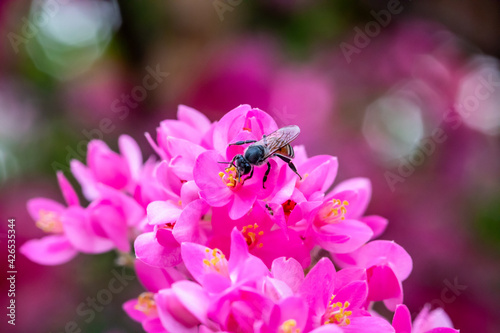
left=392, top=304, right=412, bottom=333
left=173, top=199, right=208, bottom=243
left=62, top=206, right=115, bottom=253
left=119, top=134, right=143, bottom=181
left=356, top=240, right=413, bottom=281
left=95, top=183, right=145, bottom=227
left=361, top=215, right=388, bottom=239
left=135, top=259, right=176, bottom=292
left=298, top=257, right=336, bottom=311
left=20, top=235, right=77, bottom=265
left=425, top=329, right=460, bottom=333
left=315, top=220, right=373, bottom=253
left=213, top=104, right=252, bottom=152
left=309, top=324, right=344, bottom=333
left=135, top=231, right=181, bottom=268
left=172, top=280, right=210, bottom=323
left=335, top=267, right=367, bottom=291
left=274, top=296, right=309, bottom=331
left=155, top=289, right=199, bottom=333
left=367, top=265, right=401, bottom=302
left=332, top=177, right=372, bottom=219
left=413, top=305, right=456, bottom=333
left=87, top=140, right=129, bottom=190
left=344, top=316, right=395, bottom=333
left=89, top=202, right=130, bottom=252
left=26, top=198, right=65, bottom=221
left=227, top=227, right=250, bottom=271
left=70, top=159, right=100, bottom=200
left=194, top=151, right=232, bottom=207
left=334, top=281, right=368, bottom=309
left=181, top=242, right=231, bottom=293
left=271, top=257, right=305, bottom=293
left=123, top=299, right=148, bottom=323
left=228, top=187, right=256, bottom=220
left=298, top=155, right=338, bottom=197
left=142, top=317, right=166, bottom=333
left=148, top=200, right=182, bottom=225
left=57, top=171, right=80, bottom=206
left=177, top=105, right=211, bottom=133
left=252, top=229, right=310, bottom=269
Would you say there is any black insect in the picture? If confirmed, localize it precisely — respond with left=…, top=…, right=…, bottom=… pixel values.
left=219, top=125, right=302, bottom=188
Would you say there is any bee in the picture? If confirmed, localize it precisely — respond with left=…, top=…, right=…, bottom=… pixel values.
left=219, top=125, right=302, bottom=188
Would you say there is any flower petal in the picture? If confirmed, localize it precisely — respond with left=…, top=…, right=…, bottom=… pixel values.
left=20, top=235, right=77, bottom=265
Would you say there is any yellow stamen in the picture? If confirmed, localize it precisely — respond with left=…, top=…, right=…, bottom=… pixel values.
left=219, top=166, right=240, bottom=188
left=202, top=247, right=229, bottom=277
left=241, top=223, right=265, bottom=249
left=36, top=210, right=64, bottom=233
left=279, top=319, right=301, bottom=333
left=321, top=199, right=349, bottom=224
left=134, top=292, right=157, bottom=316
left=323, top=298, right=352, bottom=326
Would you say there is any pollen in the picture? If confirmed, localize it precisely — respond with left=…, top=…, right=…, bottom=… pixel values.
left=323, top=298, right=352, bottom=326
left=36, top=210, right=64, bottom=233
left=219, top=166, right=239, bottom=188
left=279, top=319, right=300, bottom=333
left=202, top=248, right=229, bottom=277
left=241, top=223, right=264, bottom=249
left=134, top=292, right=157, bottom=316
left=322, top=199, right=349, bottom=223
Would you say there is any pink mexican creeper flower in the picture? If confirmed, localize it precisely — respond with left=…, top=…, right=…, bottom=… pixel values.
left=22, top=105, right=460, bottom=333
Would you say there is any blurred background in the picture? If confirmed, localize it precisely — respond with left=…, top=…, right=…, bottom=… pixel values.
left=0, top=0, right=499, bottom=332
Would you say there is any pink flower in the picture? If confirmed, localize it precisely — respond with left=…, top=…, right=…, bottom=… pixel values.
left=334, top=240, right=413, bottom=311
left=20, top=172, right=83, bottom=265
left=210, top=201, right=311, bottom=268
left=194, top=150, right=278, bottom=220
left=392, top=304, right=459, bottom=333
left=181, top=228, right=269, bottom=294
left=71, top=134, right=143, bottom=200
left=135, top=181, right=207, bottom=268
left=146, top=105, right=214, bottom=160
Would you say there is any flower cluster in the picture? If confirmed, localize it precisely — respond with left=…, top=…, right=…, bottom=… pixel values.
left=21, top=105, right=459, bottom=332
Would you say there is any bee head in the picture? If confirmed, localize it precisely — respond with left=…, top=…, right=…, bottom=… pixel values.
left=234, top=154, right=252, bottom=176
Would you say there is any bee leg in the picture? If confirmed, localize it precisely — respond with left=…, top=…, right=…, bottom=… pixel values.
left=263, top=162, right=272, bottom=189
left=243, top=166, right=254, bottom=184
left=228, top=140, right=257, bottom=146
left=275, top=155, right=302, bottom=180
left=287, top=161, right=302, bottom=180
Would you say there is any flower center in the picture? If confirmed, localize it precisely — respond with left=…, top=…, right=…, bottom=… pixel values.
left=241, top=223, right=264, bottom=249
left=36, top=210, right=64, bottom=233
left=159, top=222, right=176, bottom=230
left=321, top=199, right=349, bottom=223
left=323, top=297, right=352, bottom=326
left=279, top=319, right=300, bottom=333
left=282, top=200, right=297, bottom=217
left=219, top=166, right=240, bottom=188
left=203, top=248, right=229, bottom=277
left=134, top=292, right=157, bottom=316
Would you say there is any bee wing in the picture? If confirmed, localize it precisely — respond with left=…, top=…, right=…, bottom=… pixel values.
left=260, top=125, right=300, bottom=159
